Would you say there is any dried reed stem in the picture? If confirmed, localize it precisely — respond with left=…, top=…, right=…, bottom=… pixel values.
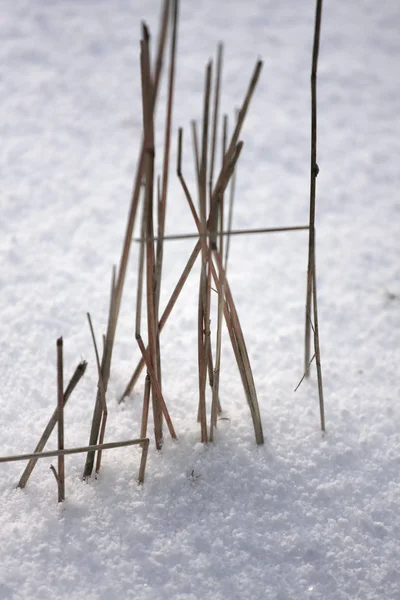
left=17, top=361, right=87, bottom=489
left=211, top=59, right=262, bottom=208
left=210, top=243, right=224, bottom=440
left=196, top=62, right=212, bottom=442
left=135, top=199, right=147, bottom=339
left=140, top=374, right=151, bottom=441
left=119, top=240, right=202, bottom=401
left=154, top=0, right=179, bottom=399
left=141, top=26, right=163, bottom=448
left=219, top=114, right=228, bottom=259
left=191, top=121, right=201, bottom=182
left=83, top=1, right=169, bottom=478
left=209, top=43, right=223, bottom=203
left=138, top=438, right=150, bottom=484
left=135, top=225, right=309, bottom=243
left=3, top=439, right=148, bottom=463
left=312, top=251, right=325, bottom=431
left=212, top=254, right=264, bottom=445
left=305, top=0, right=323, bottom=376
left=57, top=337, right=65, bottom=502
left=87, top=313, right=108, bottom=473
left=83, top=267, right=116, bottom=478
left=136, top=335, right=177, bottom=440
left=208, top=142, right=243, bottom=248
left=224, top=127, right=237, bottom=272
left=178, top=128, right=201, bottom=228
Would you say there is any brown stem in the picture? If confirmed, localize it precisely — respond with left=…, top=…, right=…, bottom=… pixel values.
left=305, top=0, right=323, bottom=376
left=119, top=240, right=202, bottom=401
left=17, top=361, right=87, bottom=489
left=57, top=337, right=65, bottom=502
left=83, top=2, right=170, bottom=479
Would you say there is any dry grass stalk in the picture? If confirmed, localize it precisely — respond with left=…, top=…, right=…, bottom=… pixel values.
left=210, top=256, right=260, bottom=441
left=2, top=439, right=148, bottom=464
left=224, top=132, right=237, bottom=272
left=207, top=45, right=223, bottom=399
left=135, top=225, right=309, bottom=243
left=199, top=62, right=212, bottom=233
left=312, top=252, right=325, bottom=431
left=83, top=2, right=170, bottom=478
left=294, top=354, right=315, bottom=392
left=87, top=313, right=108, bottom=474
left=135, top=199, right=147, bottom=340
left=210, top=241, right=224, bottom=440
left=305, top=0, right=323, bottom=376
left=178, top=128, right=201, bottom=228
left=191, top=121, right=201, bottom=182
left=211, top=254, right=264, bottom=444
left=49, top=464, right=63, bottom=502
left=135, top=189, right=150, bottom=438
left=119, top=239, right=202, bottom=401
left=138, top=438, right=150, bottom=484
left=141, top=25, right=163, bottom=449
left=83, top=267, right=117, bottom=478
left=154, top=0, right=179, bottom=399
left=209, top=43, right=224, bottom=203
left=17, top=361, right=87, bottom=489
left=210, top=149, right=227, bottom=437
left=136, top=335, right=177, bottom=441
left=196, top=62, right=213, bottom=442
left=224, top=61, right=262, bottom=163
left=219, top=114, right=228, bottom=259
left=5, top=438, right=150, bottom=486
left=57, top=337, right=65, bottom=502
left=140, top=374, right=151, bottom=442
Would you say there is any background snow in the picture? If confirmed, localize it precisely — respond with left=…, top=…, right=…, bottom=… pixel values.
left=1, top=0, right=399, bottom=598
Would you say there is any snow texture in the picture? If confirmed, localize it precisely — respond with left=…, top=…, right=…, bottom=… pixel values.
left=1, top=0, right=400, bottom=599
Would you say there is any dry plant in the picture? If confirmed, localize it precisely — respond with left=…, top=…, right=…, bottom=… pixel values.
left=1, top=0, right=328, bottom=503
left=304, top=0, right=325, bottom=431
left=83, top=0, right=326, bottom=464
left=17, top=360, right=87, bottom=489
left=56, top=337, right=65, bottom=501
left=116, top=14, right=266, bottom=445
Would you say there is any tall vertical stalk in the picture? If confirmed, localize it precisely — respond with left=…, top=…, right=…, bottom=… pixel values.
left=83, top=1, right=170, bottom=478
left=305, top=0, right=323, bottom=376
left=57, top=337, right=65, bottom=502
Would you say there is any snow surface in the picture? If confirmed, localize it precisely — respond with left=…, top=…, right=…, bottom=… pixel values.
left=1, top=0, right=400, bottom=598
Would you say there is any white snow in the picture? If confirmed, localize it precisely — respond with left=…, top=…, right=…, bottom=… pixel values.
left=1, top=0, right=400, bottom=599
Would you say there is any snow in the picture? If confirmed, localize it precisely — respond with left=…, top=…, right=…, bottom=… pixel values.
left=1, top=0, right=400, bottom=598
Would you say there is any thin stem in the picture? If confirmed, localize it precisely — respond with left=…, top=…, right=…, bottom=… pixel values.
left=219, top=114, right=228, bottom=259
left=138, top=439, right=150, bottom=484
left=209, top=43, right=224, bottom=203
left=83, top=2, right=169, bottom=479
left=2, top=439, right=149, bottom=463
left=142, top=26, right=163, bottom=448
left=294, top=354, right=316, bottom=392
left=119, top=240, right=201, bottom=401
left=87, top=313, right=108, bottom=473
left=17, top=361, right=87, bottom=489
left=224, top=148, right=237, bottom=273
left=136, top=335, right=177, bottom=441
left=135, top=225, right=309, bottom=243
left=191, top=121, right=201, bottom=183
left=312, top=251, right=325, bottom=432
left=57, top=337, right=65, bottom=502
left=140, top=374, right=151, bottom=441
left=305, top=0, right=323, bottom=376
left=212, top=253, right=264, bottom=445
